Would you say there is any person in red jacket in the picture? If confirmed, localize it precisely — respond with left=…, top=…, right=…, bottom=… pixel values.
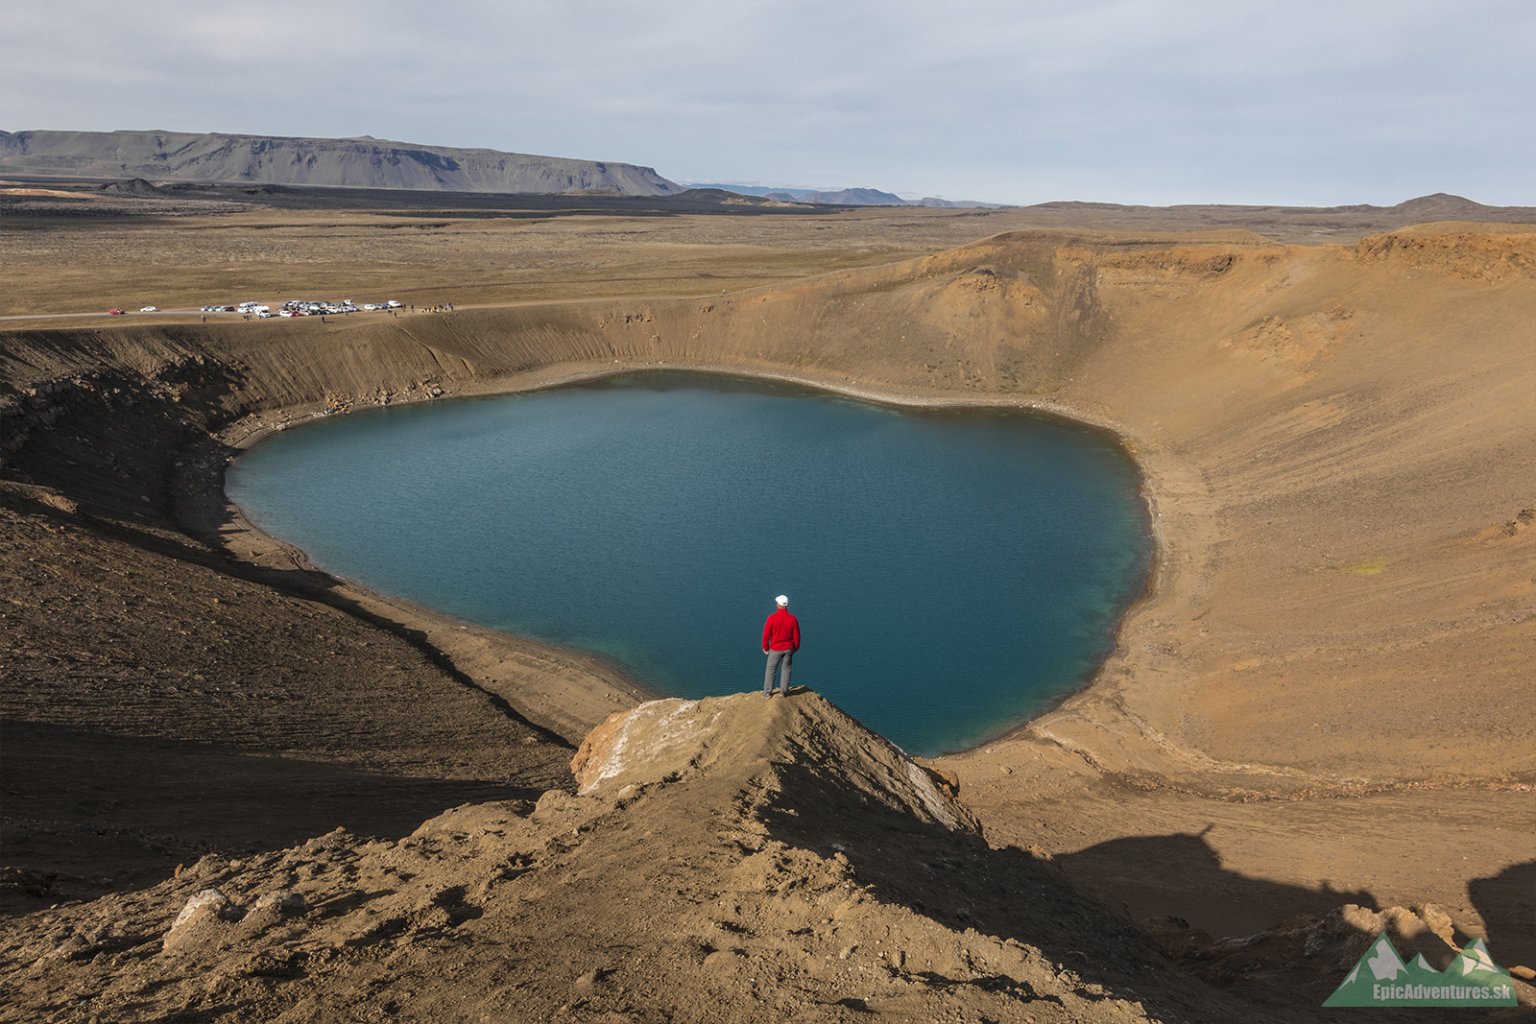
left=761, top=594, right=800, bottom=697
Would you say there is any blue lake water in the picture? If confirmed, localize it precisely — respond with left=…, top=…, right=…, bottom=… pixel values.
left=227, top=372, right=1152, bottom=755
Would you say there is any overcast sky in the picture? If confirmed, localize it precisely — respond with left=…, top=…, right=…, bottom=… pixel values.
left=3, top=0, right=1531, bottom=205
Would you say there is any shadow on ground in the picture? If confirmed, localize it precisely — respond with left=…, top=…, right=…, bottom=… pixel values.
left=755, top=749, right=1528, bottom=1021
left=1054, top=830, right=1377, bottom=936
left=760, top=756, right=1285, bottom=1022
left=1470, top=859, right=1536, bottom=971
left=0, top=721, right=547, bottom=916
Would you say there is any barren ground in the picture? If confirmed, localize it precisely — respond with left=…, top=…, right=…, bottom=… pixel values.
left=2, top=185, right=1533, bottom=1021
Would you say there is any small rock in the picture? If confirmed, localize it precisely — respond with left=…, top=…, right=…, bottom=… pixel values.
left=1414, top=904, right=1455, bottom=945
left=252, top=890, right=307, bottom=917
left=164, top=887, right=245, bottom=952
left=172, top=888, right=238, bottom=930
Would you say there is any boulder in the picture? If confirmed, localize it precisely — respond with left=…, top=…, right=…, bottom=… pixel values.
left=163, top=887, right=244, bottom=953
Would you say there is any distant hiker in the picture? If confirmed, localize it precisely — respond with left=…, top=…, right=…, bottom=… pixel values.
left=761, top=594, right=800, bottom=697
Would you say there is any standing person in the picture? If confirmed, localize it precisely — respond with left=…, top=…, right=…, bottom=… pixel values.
left=761, top=594, right=800, bottom=697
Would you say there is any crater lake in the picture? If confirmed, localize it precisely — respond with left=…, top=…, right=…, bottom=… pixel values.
left=227, top=372, right=1153, bottom=754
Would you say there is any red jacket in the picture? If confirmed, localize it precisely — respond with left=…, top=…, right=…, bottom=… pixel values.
left=762, top=608, right=800, bottom=651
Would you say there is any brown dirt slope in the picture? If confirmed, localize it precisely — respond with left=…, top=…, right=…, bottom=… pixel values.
left=0, top=693, right=1329, bottom=1023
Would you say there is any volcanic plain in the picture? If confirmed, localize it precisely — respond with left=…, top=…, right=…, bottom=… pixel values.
left=2, top=181, right=1533, bottom=1022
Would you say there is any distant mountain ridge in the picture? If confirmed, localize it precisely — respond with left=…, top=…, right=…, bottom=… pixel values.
left=697, top=183, right=1532, bottom=220
left=1025, top=191, right=1507, bottom=217
left=688, top=182, right=1001, bottom=208
left=0, top=130, right=682, bottom=196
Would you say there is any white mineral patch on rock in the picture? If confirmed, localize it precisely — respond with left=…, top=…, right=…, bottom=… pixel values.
left=905, top=759, right=964, bottom=829
left=172, top=887, right=236, bottom=930
left=572, top=697, right=727, bottom=794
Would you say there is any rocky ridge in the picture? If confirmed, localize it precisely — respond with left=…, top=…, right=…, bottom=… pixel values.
left=0, top=694, right=1285, bottom=1022
left=6, top=693, right=1520, bottom=1022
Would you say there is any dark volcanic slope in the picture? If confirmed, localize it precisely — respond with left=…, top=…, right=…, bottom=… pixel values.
left=1, top=490, right=572, bottom=910
left=0, top=345, right=574, bottom=912
left=0, top=129, right=682, bottom=196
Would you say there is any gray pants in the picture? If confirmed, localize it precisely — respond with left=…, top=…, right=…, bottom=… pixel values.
left=763, top=648, right=794, bottom=694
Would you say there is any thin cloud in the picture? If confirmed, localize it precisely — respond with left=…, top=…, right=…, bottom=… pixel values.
left=2, top=0, right=1531, bottom=204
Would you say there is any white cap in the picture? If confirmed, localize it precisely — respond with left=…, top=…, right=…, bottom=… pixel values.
left=775, top=594, right=789, bottom=607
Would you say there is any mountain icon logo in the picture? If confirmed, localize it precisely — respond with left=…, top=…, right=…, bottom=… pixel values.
left=1324, top=934, right=1517, bottom=1007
